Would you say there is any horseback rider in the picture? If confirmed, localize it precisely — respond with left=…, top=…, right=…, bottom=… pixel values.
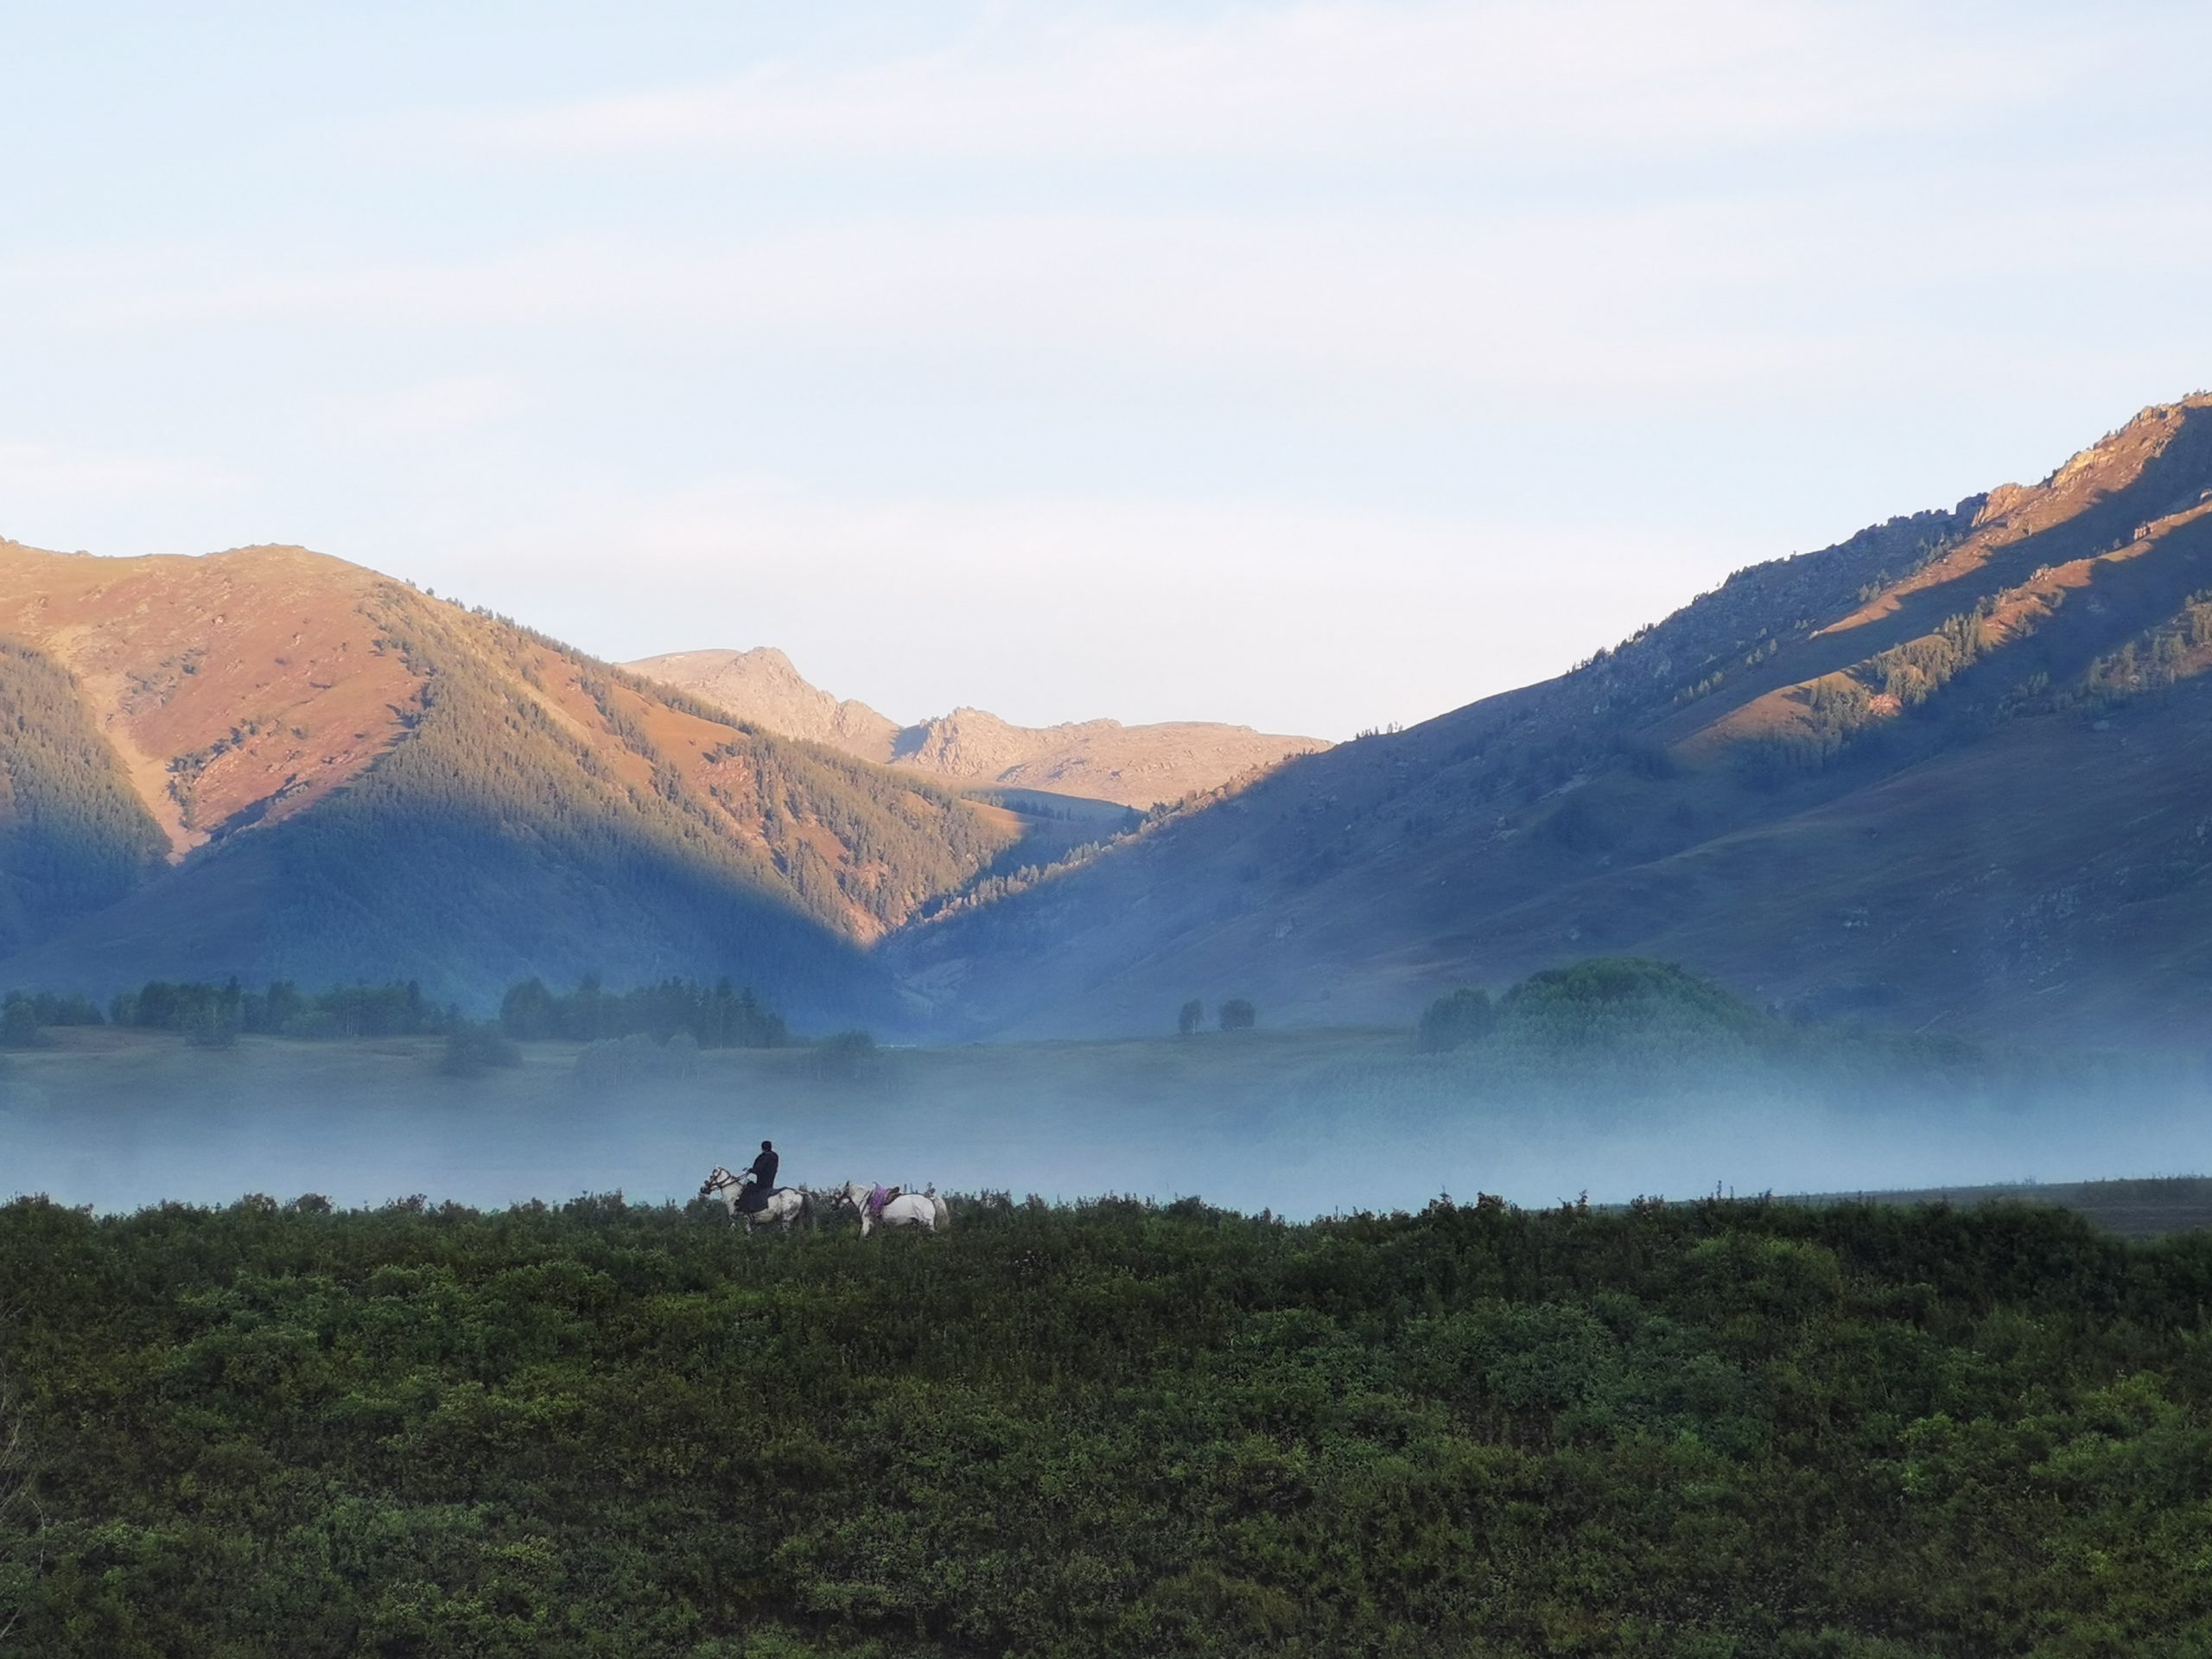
left=740, top=1140, right=779, bottom=1213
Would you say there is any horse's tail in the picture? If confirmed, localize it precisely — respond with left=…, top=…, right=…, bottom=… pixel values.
left=932, top=1194, right=951, bottom=1234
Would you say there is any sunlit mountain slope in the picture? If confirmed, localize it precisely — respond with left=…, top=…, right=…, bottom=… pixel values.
left=890, top=397, right=2212, bottom=1046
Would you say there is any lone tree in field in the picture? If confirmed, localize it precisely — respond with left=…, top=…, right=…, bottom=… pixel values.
left=1178, top=999, right=1204, bottom=1036
left=1218, top=998, right=1256, bottom=1031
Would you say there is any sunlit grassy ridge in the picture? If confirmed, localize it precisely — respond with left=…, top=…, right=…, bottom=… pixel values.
left=6, top=1191, right=2212, bottom=1656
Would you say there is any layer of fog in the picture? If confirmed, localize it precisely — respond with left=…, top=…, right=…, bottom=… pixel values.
left=3, top=1042, right=2203, bottom=1220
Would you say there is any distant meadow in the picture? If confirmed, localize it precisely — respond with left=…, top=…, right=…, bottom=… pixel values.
left=4, top=961, right=2202, bottom=1217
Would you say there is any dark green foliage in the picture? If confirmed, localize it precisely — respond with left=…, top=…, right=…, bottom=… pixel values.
left=108, top=977, right=448, bottom=1039
left=1749, top=609, right=1999, bottom=784
left=182, top=1001, right=239, bottom=1050
left=8, top=1193, right=2212, bottom=1655
left=0, top=986, right=102, bottom=1048
left=439, top=1021, right=523, bottom=1077
left=10, top=971, right=789, bottom=1057
left=16, top=990, right=102, bottom=1027
left=1217, top=997, right=1256, bottom=1031
left=0, top=1372, right=28, bottom=1647
left=500, top=976, right=785, bottom=1048
left=1497, top=957, right=1764, bottom=1049
left=0, top=637, right=168, bottom=950
left=1414, top=985, right=1494, bottom=1052
left=2005, top=587, right=2212, bottom=719
left=0, top=996, right=47, bottom=1050
left=1866, top=608, right=1993, bottom=709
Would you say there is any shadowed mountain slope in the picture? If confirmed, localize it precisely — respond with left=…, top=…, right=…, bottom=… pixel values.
left=627, top=646, right=1329, bottom=809
left=0, top=637, right=168, bottom=952
left=0, top=543, right=1029, bottom=1019
left=889, top=396, right=2212, bottom=1046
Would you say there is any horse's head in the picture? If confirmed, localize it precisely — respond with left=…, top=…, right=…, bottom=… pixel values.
left=700, top=1166, right=734, bottom=1198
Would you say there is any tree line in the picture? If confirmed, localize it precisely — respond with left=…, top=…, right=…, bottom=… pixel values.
left=0, top=974, right=788, bottom=1052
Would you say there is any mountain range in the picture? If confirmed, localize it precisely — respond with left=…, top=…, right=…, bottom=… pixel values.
left=0, top=542, right=1033, bottom=1020
left=892, top=397, right=2212, bottom=1046
left=9, top=396, right=2212, bottom=1043
left=625, top=647, right=1328, bottom=810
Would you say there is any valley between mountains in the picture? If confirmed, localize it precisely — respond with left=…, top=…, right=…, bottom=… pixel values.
left=9, top=396, right=2212, bottom=1046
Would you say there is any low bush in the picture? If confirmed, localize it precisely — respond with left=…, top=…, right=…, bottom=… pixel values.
left=439, top=1020, right=522, bottom=1077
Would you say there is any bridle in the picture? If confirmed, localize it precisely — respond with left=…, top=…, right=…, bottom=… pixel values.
left=700, top=1166, right=742, bottom=1198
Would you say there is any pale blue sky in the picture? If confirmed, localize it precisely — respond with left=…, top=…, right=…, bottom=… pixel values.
left=5, top=1, right=2210, bottom=736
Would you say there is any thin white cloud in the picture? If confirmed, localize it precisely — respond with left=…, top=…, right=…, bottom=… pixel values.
left=423, top=0, right=2063, bottom=168
left=457, top=477, right=1761, bottom=734
left=327, top=374, right=518, bottom=442
left=0, top=441, right=242, bottom=499
left=50, top=186, right=2212, bottom=411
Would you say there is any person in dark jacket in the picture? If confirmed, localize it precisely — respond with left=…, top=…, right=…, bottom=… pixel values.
left=740, top=1141, right=779, bottom=1213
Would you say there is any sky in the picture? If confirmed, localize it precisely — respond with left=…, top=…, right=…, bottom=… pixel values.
left=5, top=1, right=2212, bottom=739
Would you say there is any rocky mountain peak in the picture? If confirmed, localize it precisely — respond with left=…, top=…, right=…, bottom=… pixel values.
left=629, top=654, right=1327, bottom=810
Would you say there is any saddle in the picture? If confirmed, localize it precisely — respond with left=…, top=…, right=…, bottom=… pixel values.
left=739, top=1182, right=781, bottom=1214
left=867, top=1184, right=904, bottom=1217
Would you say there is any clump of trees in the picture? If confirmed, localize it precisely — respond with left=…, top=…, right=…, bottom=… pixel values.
left=1416, top=957, right=1770, bottom=1057
left=1866, top=606, right=1997, bottom=709
left=499, top=976, right=785, bottom=1048
left=439, top=1021, right=523, bottom=1077
left=807, top=1028, right=881, bottom=1083
left=0, top=975, right=794, bottom=1054
left=107, top=978, right=452, bottom=1041
left=1415, top=986, right=1495, bottom=1052
left=2, top=991, right=101, bottom=1034
left=0, top=994, right=80, bottom=1049
left=2004, top=587, right=2212, bottom=719
left=1170, top=998, right=1257, bottom=1033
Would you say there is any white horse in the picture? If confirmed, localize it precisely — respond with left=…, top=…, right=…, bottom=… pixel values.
left=698, top=1166, right=813, bottom=1235
left=831, top=1180, right=950, bottom=1237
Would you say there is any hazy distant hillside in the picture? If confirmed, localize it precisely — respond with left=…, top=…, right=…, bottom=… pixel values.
left=0, top=543, right=1030, bottom=1018
left=628, top=646, right=901, bottom=756
left=892, top=396, right=2212, bottom=1047
left=628, top=645, right=1328, bottom=809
